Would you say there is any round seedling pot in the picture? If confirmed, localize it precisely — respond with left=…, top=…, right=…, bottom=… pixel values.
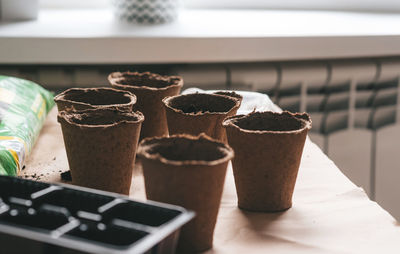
left=54, top=87, right=136, bottom=112
left=162, top=93, right=240, bottom=142
left=137, top=134, right=234, bottom=252
left=223, top=111, right=312, bottom=212
left=108, top=72, right=183, bottom=140
left=58, top=108, right=144, bottom=194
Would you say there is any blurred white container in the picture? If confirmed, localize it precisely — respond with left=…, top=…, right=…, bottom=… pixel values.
left=113, top=0, right=180, bottom=24
left=0, top=0, right=38, bottom=21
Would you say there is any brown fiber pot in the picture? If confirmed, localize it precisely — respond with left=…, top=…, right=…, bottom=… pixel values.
left=54, top=87, right=136, bottom=112
left=162, top=93, right=240, bottom=143
left=108, top=72, right=183, bottom=140
left=57, top=108, right=144, bottom=194
left=137, top=134, right=234, bottom=253
left=223, top=111, right=312, bottom=212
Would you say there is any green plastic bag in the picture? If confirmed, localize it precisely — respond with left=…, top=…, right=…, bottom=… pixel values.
left=0, top=75, right=54, bottom=176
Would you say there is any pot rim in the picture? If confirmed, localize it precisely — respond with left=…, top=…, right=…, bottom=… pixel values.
left=222, top=110, right=312, bottom=135
left=108, top=71, right=183, bottom=92
left=137, top=133, right=234, bottom=166
left=213, top=91, right=243, bottom=101
left=54, top=87, right=137, bottom=109
left=57, top=108, right=144, bottom=129
left=162, top=93, right=241, bottom=116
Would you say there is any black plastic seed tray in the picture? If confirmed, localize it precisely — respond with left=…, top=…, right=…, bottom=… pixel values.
left=0, top=175, right=194, bottom=254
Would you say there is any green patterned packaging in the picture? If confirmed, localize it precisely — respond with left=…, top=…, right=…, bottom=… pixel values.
left=0, top=76, right=54, bottom=176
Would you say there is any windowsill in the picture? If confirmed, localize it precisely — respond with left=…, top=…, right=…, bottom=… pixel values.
left=1, top=9, right=400, bottom=64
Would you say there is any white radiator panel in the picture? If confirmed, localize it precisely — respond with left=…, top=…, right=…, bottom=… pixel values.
left=230, top=63, right=278, bottom=91
left=376, top=125, right=400, bottom=221
left=371, top=105, right=396, bottom=130
left=378, top=59, right=400, bottom=82
left=279, top=61, right=328, bottom=88
left=74, top=69, right=109, bottom=87
left=38, top=68, right=73, bottom=87
left=325, top=92, right=349, bottom=112
left=307, top=94, right=325, bottom=112
left=354, top=108, right=371, bottom=129
left=278, top=96, right=299, bottom=112
left=308, top=112, right=324, bottom=133
left=356, top=90, right=374, bottom=108
left=309, top=133, right=325, bottom=152
left=324, top=110, right=348, bottom=134
left=174, top=65, right=227, bottom=89
left=373, top=87, right=397, bottom=107
left=330, top=59, right=378, bottom=85
left=328, top=129, right=373, bottom=196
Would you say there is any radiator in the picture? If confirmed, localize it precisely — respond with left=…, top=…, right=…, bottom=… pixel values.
left=1, top=57, right=400, bottom=220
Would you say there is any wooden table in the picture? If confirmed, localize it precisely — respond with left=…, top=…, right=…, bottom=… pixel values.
left=24, top=102, right=400, bottom=254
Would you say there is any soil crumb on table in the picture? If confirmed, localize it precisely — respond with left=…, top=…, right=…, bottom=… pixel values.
left=60, top=170, right=72, bottom=181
